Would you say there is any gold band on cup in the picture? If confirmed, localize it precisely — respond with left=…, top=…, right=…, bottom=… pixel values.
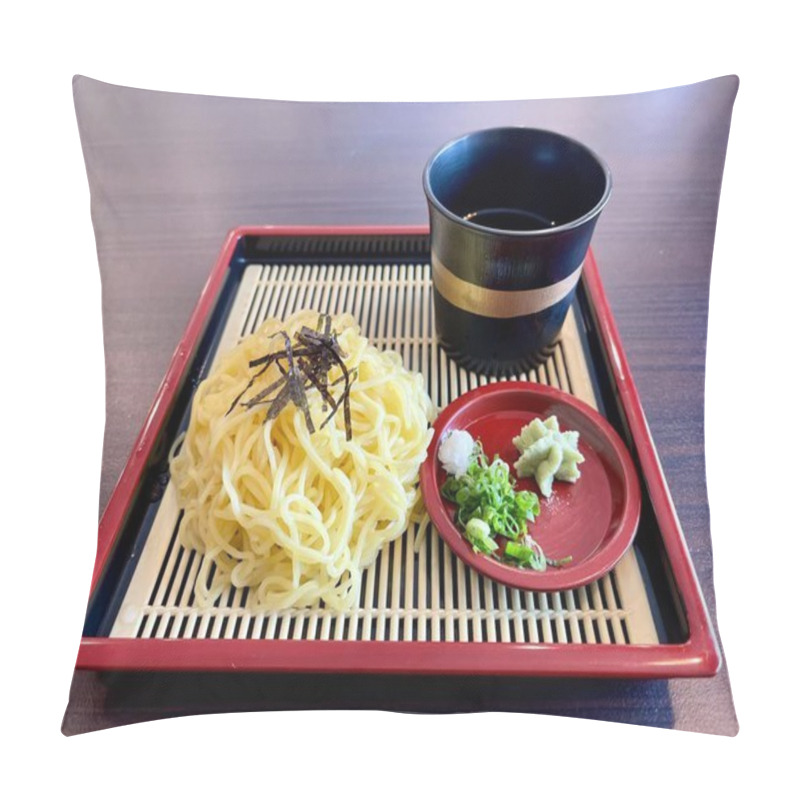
left=431, top=254, right=584, bottom=319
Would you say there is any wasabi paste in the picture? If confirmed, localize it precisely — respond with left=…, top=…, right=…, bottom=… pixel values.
left=513, top=415, right=584, bottom=498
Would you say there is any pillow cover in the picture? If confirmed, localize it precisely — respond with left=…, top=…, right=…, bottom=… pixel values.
left=63, top=74, right=739, bottom=736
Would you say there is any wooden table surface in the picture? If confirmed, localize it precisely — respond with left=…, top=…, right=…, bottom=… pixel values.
left=62, top=74, right=740, bottom=735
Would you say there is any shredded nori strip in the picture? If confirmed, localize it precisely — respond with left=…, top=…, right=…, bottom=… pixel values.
left=226, top=314, right=355, bottom=440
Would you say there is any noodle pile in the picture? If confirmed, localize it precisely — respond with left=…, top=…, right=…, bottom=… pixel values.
left=169, top=310, right=434, bottom=610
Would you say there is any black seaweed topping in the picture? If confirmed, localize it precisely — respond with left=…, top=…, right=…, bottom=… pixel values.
left=226, top=314, right=355, bottom=440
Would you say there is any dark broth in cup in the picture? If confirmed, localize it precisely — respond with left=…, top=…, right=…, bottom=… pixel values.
left=464, top=207, right=556, bottom=231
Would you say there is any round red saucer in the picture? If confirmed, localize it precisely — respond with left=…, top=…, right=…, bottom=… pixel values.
left=419, top=382, right=641, bottom=591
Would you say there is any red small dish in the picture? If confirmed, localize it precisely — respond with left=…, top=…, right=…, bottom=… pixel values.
left=420, top=382, right=641, bottom=591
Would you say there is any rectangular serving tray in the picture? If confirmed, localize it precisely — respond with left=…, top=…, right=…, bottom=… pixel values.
left=77, top=225, right=720, bottom=678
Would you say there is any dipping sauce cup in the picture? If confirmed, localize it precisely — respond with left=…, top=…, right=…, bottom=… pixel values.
left=423, top=127, right=612, bottom=375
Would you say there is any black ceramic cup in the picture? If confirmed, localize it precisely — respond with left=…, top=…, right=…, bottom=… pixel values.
left=423, top=127, right=612, bottom=375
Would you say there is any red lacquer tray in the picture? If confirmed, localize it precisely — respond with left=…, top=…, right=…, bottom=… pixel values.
left=76, top=225, right=720, bottom=679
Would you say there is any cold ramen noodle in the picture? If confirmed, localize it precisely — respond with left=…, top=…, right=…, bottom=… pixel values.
left=169, top=310, right=434, bottom=611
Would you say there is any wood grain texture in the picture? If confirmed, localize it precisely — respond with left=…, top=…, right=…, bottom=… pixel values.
left=64, top=74, right=739, bottom=735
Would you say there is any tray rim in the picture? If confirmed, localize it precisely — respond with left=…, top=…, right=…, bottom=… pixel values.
left=77, top=224, right=721, bottom=679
